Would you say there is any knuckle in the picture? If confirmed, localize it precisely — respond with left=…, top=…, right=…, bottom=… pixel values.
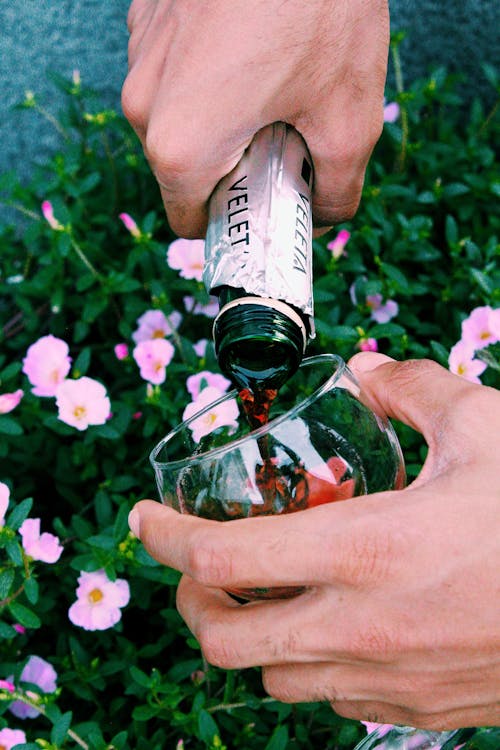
left=121, top=72, right=147, bottom=133
left=197, top=619, right=240, bottom=670
left=348, top=621, right=400, bottom=662
left=262, top=667, right=296, bottom=703
left=336, top=520, right=401, bottom=587
left=186, top=534, right=233, bottom=588
left=144, top=127, right=192, bottom=189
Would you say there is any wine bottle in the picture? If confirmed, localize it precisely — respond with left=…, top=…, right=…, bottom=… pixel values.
left=204, top=122, right=315, bottom=391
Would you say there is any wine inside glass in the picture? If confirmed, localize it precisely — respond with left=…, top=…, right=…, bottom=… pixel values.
left=150, top=353, right=405, bottom=600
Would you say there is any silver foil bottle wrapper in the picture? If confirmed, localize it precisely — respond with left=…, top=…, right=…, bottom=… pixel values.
left=204, top=122, right=315, bottom=337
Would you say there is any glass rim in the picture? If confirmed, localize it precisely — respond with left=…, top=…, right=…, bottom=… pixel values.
left=149, top=353, right=349, bottom=471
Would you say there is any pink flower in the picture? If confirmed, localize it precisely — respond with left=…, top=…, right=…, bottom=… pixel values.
left=366, top=294, right=399, bottom=323
left=13, top=624, right=26, bottom=635
left=183, top=295, right=219, bottom=319
left=132, top=309, right=182, bottom=344
left=193, top=339, right=209, bottom=358
left=0, top=680, right=15, bottom=693
left=19, top=518, right=63, bottom=563
left=327, top=229, right=350, bottom=259
left=114, top=343, right=129, bottom=360
left=119, top=212, right=141, bottom=238
left=182, top=386, right=239, bottom=443
left=461, top=306, right=500, bottom=350
left=72, top=69, right=81, bottom=86
left=68, top=569, right=130, bottom=631
left=9, top=655, right=58, bottom=719
left=0, top=389, right=23, bottom=414
left=448, top=340, right=487, bottom=384
left=186, top=370, right=232, bottom=400
left=357, top=337, right=378, bottom=352
left=0, top=728, right=27, bottom=748
left=383, top=99, right=400, bottom=123
left=55, top=377, right=111, bottom=430
left=132, top=411, right=143, bottom=420
left=22, top=335, right=72, bottom=397
left=41, top=200, right=64, bottom=231
left=0, top=482, right=10, bottom=526
left=133, top=339, right=175, bottom=384
left=167, top=238, right=205, bottom=281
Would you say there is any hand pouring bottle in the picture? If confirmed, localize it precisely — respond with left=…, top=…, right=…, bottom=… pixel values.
left=204, top=122, right=315, bottom=392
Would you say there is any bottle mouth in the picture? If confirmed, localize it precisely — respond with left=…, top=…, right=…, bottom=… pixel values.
left=213, top=299, right=307, bottom=391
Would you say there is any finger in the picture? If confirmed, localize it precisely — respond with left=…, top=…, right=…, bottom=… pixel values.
left=176, top=575, right=346, bottom=670
left=347, top=355, right=476, bottom=444
left=334, top=700, right=499, bottom=732
left=295, top=5, right=389, bottom=226
left=129, top=495, right=405, bottom=590
left=122, top=4, right=175, bottom=141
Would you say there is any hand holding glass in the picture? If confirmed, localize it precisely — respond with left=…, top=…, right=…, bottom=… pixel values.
left=150, top=353, right=405, bottom=600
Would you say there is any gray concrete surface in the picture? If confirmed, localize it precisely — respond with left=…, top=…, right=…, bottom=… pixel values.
left=0, top=1, right=498, bottom=189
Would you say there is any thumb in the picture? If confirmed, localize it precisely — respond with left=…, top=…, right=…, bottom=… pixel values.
left=347, top=354, right=472, bottom=440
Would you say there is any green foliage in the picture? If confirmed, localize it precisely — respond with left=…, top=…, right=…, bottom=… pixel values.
left=0, top=48, right=499, bottom=750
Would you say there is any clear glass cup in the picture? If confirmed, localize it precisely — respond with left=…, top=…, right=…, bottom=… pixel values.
left=150, top=353, right=405, bottom=600
left=353, top=725, right=465, bottom=750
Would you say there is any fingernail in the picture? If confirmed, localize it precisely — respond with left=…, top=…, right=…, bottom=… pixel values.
left=128, top=508, right=141, bottom=538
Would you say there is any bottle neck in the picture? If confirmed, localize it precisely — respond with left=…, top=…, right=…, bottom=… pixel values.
left=213, top=295, right=307, bottom=391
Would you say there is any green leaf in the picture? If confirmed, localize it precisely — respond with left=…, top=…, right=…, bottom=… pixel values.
left=8, top=601, right=41, bottom=628
left=24, top=576, right=39, bottom=605
left=443, top=182, right=470, bottom=198
left=470, top=268, right=494, bottom=294
left=430, top=340, right=450, bottom=367
left=132, top=704, right=162, bottom=721
left=0, top=416, right=23, bottom=436
left=0, top=621, right=16, bottom=639
left=51, top=710, right=73, bottom=745
left=445, top=215, right=459, bottom=246
left=264, top=724, right=289, bottom=750
left=6, top=539, right=23, bottom=566
left=380, top=262, right=409, bottom=290
left=0, top=568, right=15, bottom=598
left=368, top=323, right=406, bottom=339
left=130, top=665, right=152, bottom=688
left=6, top=497, right=33, bottom=531
left=72, top=346, right=91, bottom=376
left=482, top=62, right=499, bottom=90
left=113, top=503, right=131, bottom=542
left=198, top=709, right=219, bottom=744
left=0, top=361, right=22, bottom=380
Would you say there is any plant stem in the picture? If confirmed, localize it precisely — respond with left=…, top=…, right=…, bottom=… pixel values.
left=478, top=96, right=500, bottom=137
left=391, top=41, right=409, bottom=172
left=70, top=236, right=102, bottom=280
left=33, top=103, right=70, bottom=140
left=0, top=200, right=41, bottom=221
left=207, top=696, right=277, bottom=714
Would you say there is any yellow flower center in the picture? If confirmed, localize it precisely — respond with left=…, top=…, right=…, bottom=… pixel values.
left=457, top=364, right=466, bottom=375
left=73, top=405, right=86, bottom=419
left=0, top=744, right=7, bottom=750
left=480, top=330, right=490, bottom=339
left=88, top=588, right=104, bottom=603
left=152, top=329, right=165, bottom=339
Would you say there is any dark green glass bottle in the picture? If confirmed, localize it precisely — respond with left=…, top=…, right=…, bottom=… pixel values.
left=204, top=122, right=315, bottom=392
